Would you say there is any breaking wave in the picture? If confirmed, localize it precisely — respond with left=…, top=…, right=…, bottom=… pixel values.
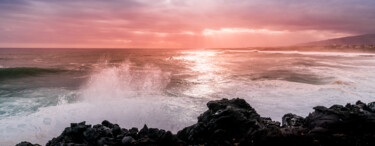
left=0, top=61, right=201, bottom=145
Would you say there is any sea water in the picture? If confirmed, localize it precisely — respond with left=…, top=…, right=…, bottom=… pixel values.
left=0, top=48, right=375, bottom=145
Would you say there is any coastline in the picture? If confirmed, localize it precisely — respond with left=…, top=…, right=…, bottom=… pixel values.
left=17, top=98, right=375, bottom=146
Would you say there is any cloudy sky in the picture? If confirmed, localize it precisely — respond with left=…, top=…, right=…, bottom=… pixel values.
left=0, top=0, right=374, bottom=48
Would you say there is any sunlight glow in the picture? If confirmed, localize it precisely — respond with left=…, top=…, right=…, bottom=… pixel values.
left=202, top=28, right=286, bottom=36
left=172, top=51, right=225, bottom=97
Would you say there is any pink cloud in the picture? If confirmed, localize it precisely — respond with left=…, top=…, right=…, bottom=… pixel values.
left=0, top=0, right=374, bottom=48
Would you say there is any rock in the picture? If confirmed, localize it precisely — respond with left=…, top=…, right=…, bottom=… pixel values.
left=83, top=128, right=102, bottom=142
left=122, top=136, right=135, bottom=144
left=111, top=124, right=121, bottom=136
left=368, top=101, right=375, bottom=112
left=16, top=142, right=41, bottom=146
left=177, top=98, right=268, bottom=145
left=101, top=120, right=114, bottom=128
left=138, top=124, right=149, bottom=138
left=135, top=137, right=154, bottom=145
left=282, top=113, right=304, bottom=128
left=97, top=137, right=117, bottom=145
left=356, top=100, right=367, bottom=109
left=305, top=102, right=375, bottom=135
left=261, top=117, right=281, bottom=127
left=128, top=127, right=139, bottom=138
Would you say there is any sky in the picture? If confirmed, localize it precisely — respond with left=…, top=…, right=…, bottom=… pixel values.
left=0, top=0, right=374, bottom=48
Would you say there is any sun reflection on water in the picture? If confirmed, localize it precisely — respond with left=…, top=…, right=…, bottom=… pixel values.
left=172, top=50, right=227, bottom=98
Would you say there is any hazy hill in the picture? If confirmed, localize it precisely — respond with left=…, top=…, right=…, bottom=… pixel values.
left=301, top=34, right=375, bottom=46
left=249, top=34, right=375, bottom=52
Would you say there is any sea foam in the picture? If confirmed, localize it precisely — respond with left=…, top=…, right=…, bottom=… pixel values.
left=0, top=61, right=201, bottom=145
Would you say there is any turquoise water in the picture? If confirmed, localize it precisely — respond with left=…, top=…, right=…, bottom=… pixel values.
left=0, top=48, right=375, bottom=145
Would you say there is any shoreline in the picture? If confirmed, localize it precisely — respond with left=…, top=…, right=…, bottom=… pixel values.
left=17, top=98, right=375, bottom=146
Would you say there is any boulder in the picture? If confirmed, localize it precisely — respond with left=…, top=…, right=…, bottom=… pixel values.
left=16, top=142, right=41, bottom=146
left=46, top=120, right=179, bottom=146
left=177, top=98, right=280, bottom=145
left=305, top=101, right=375, bottom=135
left=122, top=136, right=135, bottom=144
left=282, top=113, right=304, bottom=128
left=368, top=101, right=375, bottom=112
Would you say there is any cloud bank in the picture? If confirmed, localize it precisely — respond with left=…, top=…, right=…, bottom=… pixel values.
left=0, top=0, right=374, bottom=48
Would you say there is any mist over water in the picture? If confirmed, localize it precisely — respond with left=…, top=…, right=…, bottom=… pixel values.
left=0, top=48, right=375, bottom=145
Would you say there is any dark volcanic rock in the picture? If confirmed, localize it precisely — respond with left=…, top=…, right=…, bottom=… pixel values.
left=20, top=98, right=375, bottom=146
left=177, top=98, right=375, bottom=146
left=177, top=98, right=281, bottom=145
left=368, top=101, right=375, bottom=112
left=282, top=113, right=304, bottom=128
left=16, top=142, right=41, bottom=146
left=305, top=101, right=375, bottom=135
left=122, top=136, right=135, bottom=144
left=46, top=121, right=180, bottom=146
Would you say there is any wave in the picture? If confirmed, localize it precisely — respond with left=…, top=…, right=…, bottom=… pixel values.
left=0, top=67, right=66, bottom=80
left=249, top=69, right=335, bottom=85
left=0, top=61, right=202, bottom=145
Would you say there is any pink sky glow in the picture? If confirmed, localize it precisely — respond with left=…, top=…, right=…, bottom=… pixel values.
left=0, top=0, right=374, bottom=48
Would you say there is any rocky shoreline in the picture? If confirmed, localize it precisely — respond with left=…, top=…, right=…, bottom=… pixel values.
left=17, top=98, right=375, bottom=146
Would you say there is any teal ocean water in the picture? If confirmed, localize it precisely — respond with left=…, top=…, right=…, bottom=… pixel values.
left=0, top=48, right=375, bottom=145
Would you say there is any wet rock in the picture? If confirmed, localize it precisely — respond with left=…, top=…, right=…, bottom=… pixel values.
left=138, top=124, right=149, bottom=138
left=305, top=102, right=375, bottom=135
left=261, top=117, right=281, bottom=127
left=368, top=101, right=375, bottom=112
left=101, top=120, right=114, bottom=128
left=111, top=124, right=121, bottom=136
left=282, top=113, right=304, bottom=128
left=128, top=127, right=139, bottom=138
left=97, top=137, right=117, bottom=145
left=177, top=98, right=268, bottom=145
left=122, top=136, right=135, bottom=144
left=16, top=142, right=41, bottom=146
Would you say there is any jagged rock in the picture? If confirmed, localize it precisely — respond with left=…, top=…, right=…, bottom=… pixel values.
left=16, top=142, right=41, bottom=146
left=177, top=98, right=275, bottom=145
left=138, top=124, right=149, bottom=138
left=128, top=127, right=139, bottom=138
left=282, top=113, right=304, bottom=128
left=280, top=113, right=307, bottom=136
left=101, top=120, right=114, bottom=128
left=368, top=101, right=375, bottom=112
left=46, top=120, right=179, bottom=146
left=305, top=101, right=375, bottom=135
left=122, top=136, right=135, bottom=144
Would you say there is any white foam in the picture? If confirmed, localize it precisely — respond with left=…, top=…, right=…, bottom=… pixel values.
left=0, top=62, right=203, bottom=145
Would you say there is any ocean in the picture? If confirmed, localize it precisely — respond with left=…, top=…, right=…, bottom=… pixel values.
left=0, top=48, right=375, bottom=145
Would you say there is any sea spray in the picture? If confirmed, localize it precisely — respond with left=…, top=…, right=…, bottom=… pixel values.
left=0, top=61, right=200, bottom=145
left=81, top=61, right=170, bottom=100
